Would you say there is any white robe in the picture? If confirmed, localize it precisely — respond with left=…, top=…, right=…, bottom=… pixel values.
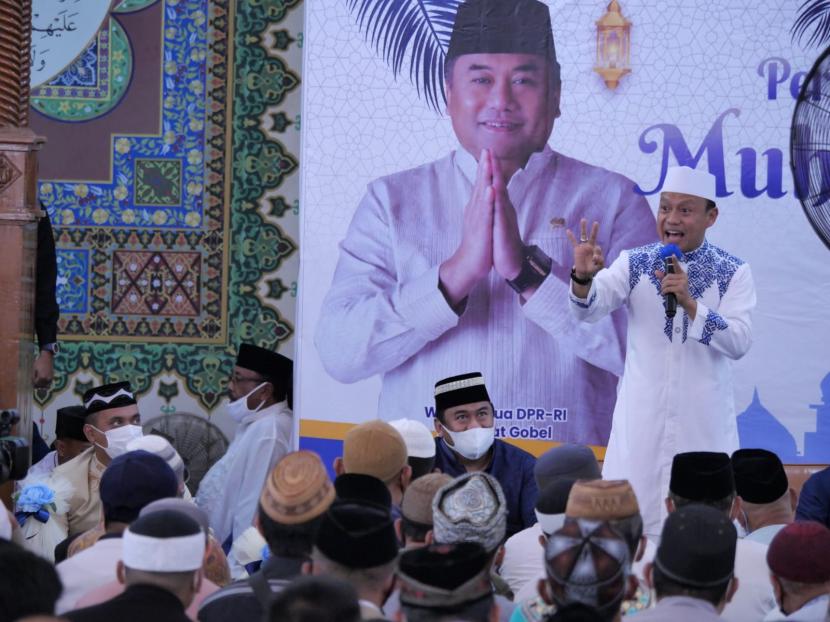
left=196, top=401, right=293, bottom=544
left=570, top=240, right=756, bottom=536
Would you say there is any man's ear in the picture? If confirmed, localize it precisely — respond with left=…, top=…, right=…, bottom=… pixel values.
left=664, top=497, right=675, bottom=515
left=788, top=488, right=798, bottom=513
left=538, top=534, right=547, bottom=549
left=83, top=422, right=98, bottom=445
left=433, top=418, right=444, bottom=437
left=493, top=544, right=505, bottom=570
left=301, top=560, right=313, bottom=576
left=116, top=560, right=126, bottom=585
left=333, top=456, right=345, bottom=477
left=394, top=518, right=404, bottom=544
left=400, top=465, right=412, bottom=491
left=424, top=529, right=434, bottom=545
left=723, top=577, right=739, bottom=607
left=729, top=496, right=741, bottom=522
left=54, top=438, right=67, bottom=460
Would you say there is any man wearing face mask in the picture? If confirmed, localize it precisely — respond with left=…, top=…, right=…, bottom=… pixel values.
left=50, top=381, right=144, bottom=539
left=196, top=344, right=293, bottom=554
left=431, top=372, right=537, bottom=537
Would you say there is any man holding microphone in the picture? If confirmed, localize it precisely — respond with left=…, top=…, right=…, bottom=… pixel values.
left=567, top=166, right=756, bottom=537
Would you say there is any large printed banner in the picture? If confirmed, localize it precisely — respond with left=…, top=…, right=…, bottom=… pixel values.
left=296, top=0, right=830, bottom=463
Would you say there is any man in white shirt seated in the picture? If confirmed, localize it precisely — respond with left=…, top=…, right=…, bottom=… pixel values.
left=732, top=448, right=795, bottom=545
left=764, top=522, right=830, bottom=621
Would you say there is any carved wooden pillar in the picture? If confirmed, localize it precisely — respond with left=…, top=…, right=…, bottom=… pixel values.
left=0, top=0, right=43, bottom=486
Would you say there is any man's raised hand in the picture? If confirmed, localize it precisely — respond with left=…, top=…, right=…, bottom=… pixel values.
left=566, top=218, right=604, bottom=281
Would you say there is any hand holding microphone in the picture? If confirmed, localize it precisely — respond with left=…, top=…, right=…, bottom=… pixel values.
left=656, top=244, right=695, bottom=320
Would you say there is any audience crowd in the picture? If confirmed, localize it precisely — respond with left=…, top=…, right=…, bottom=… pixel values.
left=3, top=361, right=830, bottom=622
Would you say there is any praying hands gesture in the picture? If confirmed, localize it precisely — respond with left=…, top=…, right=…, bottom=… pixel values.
left=439, top=149, right=529, bottom=307
left=566, top=219, right=605, bottom=298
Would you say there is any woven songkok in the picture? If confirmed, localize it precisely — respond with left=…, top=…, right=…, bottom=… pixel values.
left=261, top=450, right=335, bottom=524
left=83, top=381, right=136, bottom=416
left=401, top=473, right=453, bottom=526
left=398, top=542, right=493, bottom=610
left=670, top=452, right=734, bottom=500
left=767, top=521, right=830, bottom=583
left=544, top=519, right=630, bottom=615
left=566, top=480, right=639, bottom=520
left=434, top=372, right=490, bottom=413
left=343, top=420, right=408, bottom=483
left=655, top=505, right=736, bottom=588
left=732, top=448, right=788, bottom=504
left=433, top=472, right=506, bottom=553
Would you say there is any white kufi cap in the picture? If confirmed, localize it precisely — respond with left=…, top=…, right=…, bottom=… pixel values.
left=662, top=166, right=717, bottom=202
left=388, top=418, right=436, bottom=459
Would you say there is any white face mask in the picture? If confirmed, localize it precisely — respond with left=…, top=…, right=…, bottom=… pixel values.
left=227, top=382, right=267, bottom=422
left=92, top=424, right=143, bottom=459
left=441, top=424, right=495, bottom=460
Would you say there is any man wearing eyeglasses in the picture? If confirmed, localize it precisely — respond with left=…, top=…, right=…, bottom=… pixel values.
left=196, top=344, right=294, bottom=555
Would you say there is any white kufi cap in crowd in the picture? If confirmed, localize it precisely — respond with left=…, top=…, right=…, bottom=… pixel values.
left=127, top=434, right=186, bottom=484
left=389, top=418, right=436, bottom=459
left=662, top=166, right=717, bottom=202
left=123, top=509, right=204, bottom=572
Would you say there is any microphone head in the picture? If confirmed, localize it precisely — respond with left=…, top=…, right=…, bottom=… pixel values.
left=659, top=243, right=684, bottom=261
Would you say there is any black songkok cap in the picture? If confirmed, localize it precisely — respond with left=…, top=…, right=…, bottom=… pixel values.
left=732, top=449, right=789, bottom=504
left=237, top=344, right=292, bottom=380
left=434, top=372, right=491, bottom=413
left=669, top=452, right=734, bottom=501
left=655, top=505, right=736, bottom=588
left=83, top=381, right=137, bottom=417
left=55, top=406, right=88, bottom=442
left=334, top=473, right=392, bottom=509
left=315, top=501, right=398, bottom=569
left=397, top=542, right=493, bottom=610
left=447, top=0, right=558, bottom=65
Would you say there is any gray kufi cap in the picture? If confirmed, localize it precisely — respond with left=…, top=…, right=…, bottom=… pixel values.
left=534, top=444, right=601, bottom=489
left=432, top=472, right=506, bottom=553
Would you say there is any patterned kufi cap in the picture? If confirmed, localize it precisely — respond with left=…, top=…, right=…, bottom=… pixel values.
left=432, top=472, right=506, bottom=552
left=83, top=381, right=137, bottom=416
left=566, top=479, right=639, bottom=520
left=260, top=451, right=335, bottom=524
left=544, top=518, right=630, bottom=616
left=343, top=420, right=408, bottom=483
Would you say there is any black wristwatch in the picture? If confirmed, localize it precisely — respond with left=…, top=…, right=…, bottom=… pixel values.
left=569, top=267, right=593, bottom=286
left=507, top=245, right=552, bottom=293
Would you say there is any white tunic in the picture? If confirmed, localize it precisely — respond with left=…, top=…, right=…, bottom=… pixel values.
left=196, top=401, right=293, bottom=544
left=570, top=240, right=756, bottom=535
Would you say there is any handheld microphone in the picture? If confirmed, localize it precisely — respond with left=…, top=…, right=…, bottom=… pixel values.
left=659, top=244, right=683, bottom=318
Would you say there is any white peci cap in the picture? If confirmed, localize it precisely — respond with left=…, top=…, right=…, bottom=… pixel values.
left=388, top=418, right=436, bottom=459
left=662, top=166, right=717, bottom=202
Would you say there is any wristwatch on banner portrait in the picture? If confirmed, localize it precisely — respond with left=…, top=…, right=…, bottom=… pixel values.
left=507, top=245, right=552, bottom=294
left=41, top=342, right=60, bottom=355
